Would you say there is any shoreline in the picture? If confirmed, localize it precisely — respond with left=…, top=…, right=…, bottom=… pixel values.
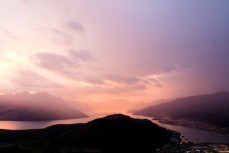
left=154, top=118, right=229, bottom=137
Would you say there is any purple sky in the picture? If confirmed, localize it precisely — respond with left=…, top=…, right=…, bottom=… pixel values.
left=0, top=0, right=229, bottom=109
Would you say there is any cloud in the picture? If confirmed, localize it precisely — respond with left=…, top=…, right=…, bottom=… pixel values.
left=31, top=50, right=95, bottom=79
left=105, top=74, right=140, bottom=84
left=100, top=84, right=147, bottom=94
left=147, top=78, right=163, bottom=87
left=78, top=73, right=163, bottom=95
left=162, top=66, right=178, bottom=73
left=3, top=29, right=18, bottom=40
left=51, top=28, right=75, bottom=45
left=66, top=21, right=85, bottom=32
left=31, top=48, right=172, bottom=93
left=69, top=49, right=93, bottom=62
left=36, top=21, right=85, bottom=46
left=32, top=52, right=79, bottom=78
left=78, top=74, right=141, bottom=86
left=79, top=82, right=147, bottom=95
left=10, top=70, right=61, bottom=88
left=82, top=76, right=105, bottom=85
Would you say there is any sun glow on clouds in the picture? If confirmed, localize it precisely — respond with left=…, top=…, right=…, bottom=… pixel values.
left=0, top=51, right=28, bottom=79
left=0, top=60, right=9, bottom=75
left=0, top=0, right=229, bottom=111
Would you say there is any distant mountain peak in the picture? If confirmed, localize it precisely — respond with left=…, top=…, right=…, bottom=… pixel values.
left=104, top=114, right=131, bottom=120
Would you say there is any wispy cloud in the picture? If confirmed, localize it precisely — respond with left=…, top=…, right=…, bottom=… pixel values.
left=3, top=29, right=18, bottom=40
left=35, top=20, right=85, bottom=46
left=31, top=50, right=95, bottom=79
left=10, top=70, right=61, bottom=88
left=162, top=66, right=178, bottom=73
left=66, top=21, right=85, bottom=32
left=68, top=49, right=93, bottom=62
left=104, top=74, right=140, bottom=84
left=51, top=28, right=75, bottom=46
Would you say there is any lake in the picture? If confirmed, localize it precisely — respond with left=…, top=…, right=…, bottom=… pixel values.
left=0, top=110, right=229, bottom=143
left=129, top=114, right=229, bottom=143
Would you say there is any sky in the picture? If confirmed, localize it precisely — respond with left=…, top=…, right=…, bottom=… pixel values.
left=0, top=0, right=229, bottom=110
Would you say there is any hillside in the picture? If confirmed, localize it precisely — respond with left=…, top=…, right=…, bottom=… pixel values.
left=0, top=92, right=88, bottom=121
left=134, top=91, right=229, bottom=133
left=0, top=114, right=178, bottom=153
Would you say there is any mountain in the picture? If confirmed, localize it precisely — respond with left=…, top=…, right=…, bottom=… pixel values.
left=134, top=91, right=229, bottom=133
left=0, top=114, right=178, bottom=153
left=128, top=99, right=173, bottom=113
left=0, top=92, right=88, bottom=121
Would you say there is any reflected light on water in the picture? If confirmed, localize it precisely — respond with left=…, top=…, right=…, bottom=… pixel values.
left=0, top=110, right=229, bottom=144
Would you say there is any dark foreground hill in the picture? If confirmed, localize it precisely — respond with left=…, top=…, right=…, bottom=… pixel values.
left=134, top=91, right=229, bottom=134
left=0, top=92, right=87, bottom=121
left=0, top=114, right=178, bottom=153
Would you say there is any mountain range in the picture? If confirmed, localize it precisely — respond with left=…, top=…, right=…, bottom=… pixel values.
left=134, top=91, right=229, bottom=134
left=0, top=92, right=88, bottom=121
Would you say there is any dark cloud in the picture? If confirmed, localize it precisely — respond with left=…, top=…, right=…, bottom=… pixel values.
left=66, top=21, right=85, bottom=32
left=11, top=70, right=61, bottom=88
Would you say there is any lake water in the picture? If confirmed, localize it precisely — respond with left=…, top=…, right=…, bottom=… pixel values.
left=0, top=110, right=229, bottom=144
left=129, top=114, right=229, bottom=143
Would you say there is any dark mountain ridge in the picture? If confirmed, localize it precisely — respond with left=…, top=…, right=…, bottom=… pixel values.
left=0, top=114, right=177, bottom=153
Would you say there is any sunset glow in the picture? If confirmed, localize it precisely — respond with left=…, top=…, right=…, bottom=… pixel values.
left=0, top=0, right=229, bottom=112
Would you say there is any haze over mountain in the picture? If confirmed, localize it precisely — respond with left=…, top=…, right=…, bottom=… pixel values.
left=0, top=114, right=178, bottom=153
left=0, top=92, right=88, bottom=121
left=134, top=91, right=229, bottom=133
